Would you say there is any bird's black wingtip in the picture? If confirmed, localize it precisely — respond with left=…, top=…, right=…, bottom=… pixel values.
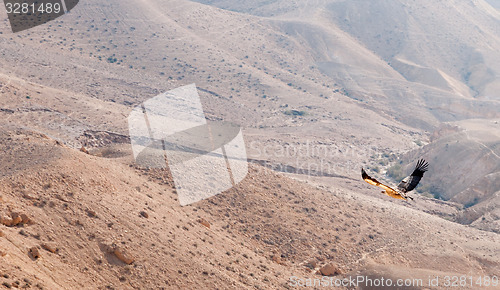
left=361, top=167, right=369, bottom=179
left=416, top=159, right=429, bottom=172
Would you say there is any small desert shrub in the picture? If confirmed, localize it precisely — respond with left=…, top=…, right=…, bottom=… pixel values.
left=284, top=110, right=306, bottom=116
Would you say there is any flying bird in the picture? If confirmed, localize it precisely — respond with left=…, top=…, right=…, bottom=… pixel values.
left=361, top=159, right=429, bottom=200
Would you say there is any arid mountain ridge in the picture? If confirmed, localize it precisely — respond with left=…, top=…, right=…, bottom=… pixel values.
left=0, top=0, right=498, bottom=229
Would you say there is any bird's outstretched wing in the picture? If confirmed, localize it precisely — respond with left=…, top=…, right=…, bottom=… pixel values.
left=361, top=168, right=407, bottom=200
left=397, top=159, right=429, bottom=193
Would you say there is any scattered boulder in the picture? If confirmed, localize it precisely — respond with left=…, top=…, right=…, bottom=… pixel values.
left=304, top=260, right=317, bottom=270
left=113, top=246, right=134, bottom=265
left=29, top=247, right=41, bottom=259
left=0, top=213, right=33, bottom=227
left=20, top=214, right=33, bottom=225
left=139, top=211, right=149, bottom=218
left=0, top=216, right=12, bottom=226
left=197, top=218, right=210, bottom=229
left=41, top=243, right=58, bottom=254
left=22, top=193, right=36, bottom=200
left=10, top=213, right=23, bottom=226
left=272, top=255, right=285, bottom=265
left=86, top=209, right=97, bottom=218
left=318, top=264, right=341, bottom=276
left=80, top=146, right=90, bottom=154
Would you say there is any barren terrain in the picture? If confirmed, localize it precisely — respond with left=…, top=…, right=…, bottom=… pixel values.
left=0, top=127, right=498, bottom=289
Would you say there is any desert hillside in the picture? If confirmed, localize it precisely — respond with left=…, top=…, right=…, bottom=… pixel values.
left=1, top=126, right=498, bottom=289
